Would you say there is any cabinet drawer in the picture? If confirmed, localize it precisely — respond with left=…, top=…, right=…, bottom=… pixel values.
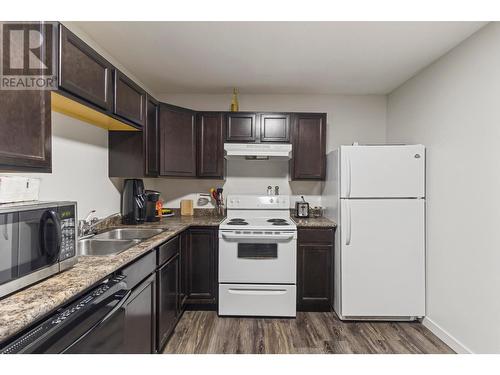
left=298, top=228, right=334, bottom=245
left=219, top=284, right=296, bottom=317
left=121, top=251, right=156, bottom=290
left=158, top=236, right=179, bottom=266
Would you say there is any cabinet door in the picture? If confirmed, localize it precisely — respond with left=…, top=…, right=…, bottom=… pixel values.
left=108, top=131, right=144, bottom=177
left=260, top=113, right=290, bottom=142
left=157, top=254, right=179, bottom=350
left=114, top=70, right=146, bottom=127
left=59, top=25, right=113, bottom=111
left=297, top=228, right=334, bottom=311
left=186, top=228, right=217, bottom=305
left=291, top=113, right=326, bottom=180
left=159, top=105, right=196, bottom=177
left=123, top=274, right=155, bottom=354
left=144, top=95, right=159, bottom=176
left=179, top=231, right=189, bottom=309
left=225, top=113, right=256, bottom=142
left=197, top=112, right=224, bottom=178
left=297, top=245, right=332, bottom=311
left=0, top=90, right=51, bottom=172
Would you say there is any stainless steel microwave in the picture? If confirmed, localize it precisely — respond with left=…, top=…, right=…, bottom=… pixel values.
left=0, top=201, right=77, bottom=299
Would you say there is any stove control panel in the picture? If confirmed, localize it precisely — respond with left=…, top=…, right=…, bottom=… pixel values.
left=227, top=195, right=290, bottom=209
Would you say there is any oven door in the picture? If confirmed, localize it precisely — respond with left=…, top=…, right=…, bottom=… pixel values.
left=219, top=230, right=297, bottom=284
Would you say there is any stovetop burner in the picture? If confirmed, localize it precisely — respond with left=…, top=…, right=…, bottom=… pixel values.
left=229, top=218, right=245, bottom=222
left=267, top=218, right=287, bottom=223
left=272, top=222, right=290, bottom=226
left=227, top=221, right=249, bottom=225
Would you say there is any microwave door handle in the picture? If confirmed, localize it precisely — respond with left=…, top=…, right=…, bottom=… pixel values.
left=39, top=210, right=62, bottom=262
left=62, top=288, right=131, bottom=353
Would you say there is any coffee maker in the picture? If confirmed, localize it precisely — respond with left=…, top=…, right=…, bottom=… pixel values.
left=145, top=190, right=161, bottom=222
left=121, top=179, right=146, bottom=224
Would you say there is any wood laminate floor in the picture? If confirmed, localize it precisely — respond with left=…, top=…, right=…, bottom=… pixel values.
left=163, top=311, right=454, bottom=354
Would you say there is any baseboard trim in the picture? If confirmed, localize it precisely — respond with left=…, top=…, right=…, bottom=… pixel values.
left=422, top=316, right=473, bottom=354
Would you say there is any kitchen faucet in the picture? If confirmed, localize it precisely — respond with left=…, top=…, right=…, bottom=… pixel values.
left=78, top=210, right=120, bottom=238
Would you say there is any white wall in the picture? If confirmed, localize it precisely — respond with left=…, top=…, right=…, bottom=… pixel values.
left=152, top=94, right=386, bottom=208
left=387, top=23, right=500, bottom=353
left=6, top=112, right=121, bottom=219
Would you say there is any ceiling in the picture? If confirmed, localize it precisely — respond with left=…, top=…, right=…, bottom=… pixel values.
left=74, top=21, right=486, bottom=95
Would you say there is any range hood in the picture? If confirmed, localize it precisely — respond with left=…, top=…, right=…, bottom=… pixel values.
left=224, top=143, right=292, bottom=160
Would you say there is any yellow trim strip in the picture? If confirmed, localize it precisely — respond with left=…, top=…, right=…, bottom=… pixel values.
left=51, top=91, right=139, bottom=131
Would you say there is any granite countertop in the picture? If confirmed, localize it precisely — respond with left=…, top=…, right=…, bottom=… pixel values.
left=0, top=212, right=334, bottom=344
left=291, top=216, right=337, bottom=228
left=0, top=214, right=224, bottom=344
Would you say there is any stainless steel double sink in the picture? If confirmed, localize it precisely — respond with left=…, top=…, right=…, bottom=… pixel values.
left=78, top=228, right=165, bottom=257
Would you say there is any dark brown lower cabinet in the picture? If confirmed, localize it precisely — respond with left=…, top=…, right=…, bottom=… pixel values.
left=123, top=274, right=156, bottom=354
left=180, top=230, right=189, bottom=309
left=297, top=228, right=335, bottom=312
left=185, top=227, right=218, bottom=307
left=157, top=253, right=180, bottom=351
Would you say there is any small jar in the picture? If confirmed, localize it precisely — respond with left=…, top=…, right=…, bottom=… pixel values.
left=312, top=206, right=323, bottom=218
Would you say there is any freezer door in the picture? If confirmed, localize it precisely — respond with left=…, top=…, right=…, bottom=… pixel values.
left=340, top=199, right=425, bottom=317
left=340, top=145, right=425, bottom=198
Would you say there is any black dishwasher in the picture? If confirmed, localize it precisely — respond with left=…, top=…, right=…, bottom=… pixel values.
left=1, top=275, right=130, bottom=354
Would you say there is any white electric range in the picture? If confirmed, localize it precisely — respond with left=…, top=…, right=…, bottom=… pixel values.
left=218, top=195, right=297, bottom=317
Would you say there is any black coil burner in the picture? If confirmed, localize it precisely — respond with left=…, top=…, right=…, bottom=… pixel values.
left=267, top=218, right=287, bottom=223
left=227, top=218, right=249, bottom=225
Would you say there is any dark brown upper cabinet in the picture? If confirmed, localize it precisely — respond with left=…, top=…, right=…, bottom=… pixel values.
left=144, top=95, right=159, bottom=177
left=225, top=112, right=257, bottom=142
left=114, top=70, right=146, bottom=127
left=0, top=90, right=51, bottom=172
left=291, top=113, right=327, bottom=180
left=197, top=112, right=224, bottom=179
left=260, top=113, right=290, bottom=142
left=159, top=104, right=196, bottom=177
left=108, top=94, right=158, bottom=178
left=59, top=25, right=113, bottom=111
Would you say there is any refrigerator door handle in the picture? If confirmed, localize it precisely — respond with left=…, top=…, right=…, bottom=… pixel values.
left=345, top=200, right=352, bottom=246
left=346, top=153, right=352, bottom=198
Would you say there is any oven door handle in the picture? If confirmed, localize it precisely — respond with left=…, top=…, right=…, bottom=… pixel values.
left=221, top=232, right=295, bottom=241
left=228, top=288, right=288, bottom=296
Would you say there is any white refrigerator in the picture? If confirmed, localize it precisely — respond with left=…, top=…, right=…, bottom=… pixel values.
left=324, top=144, right=426, bottom=320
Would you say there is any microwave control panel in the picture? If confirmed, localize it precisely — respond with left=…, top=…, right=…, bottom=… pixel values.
left=59, top=205, right=76, bottom=260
